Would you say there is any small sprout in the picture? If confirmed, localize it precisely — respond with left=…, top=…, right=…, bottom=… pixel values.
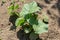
left=8, top=0, right=19, bottom=16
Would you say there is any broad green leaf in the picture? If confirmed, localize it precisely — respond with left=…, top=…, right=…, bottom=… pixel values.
left=33, top=19, right=48, bottom=34
left=15, top=18, right=25, bottom=27
left=19, top=1, right=41, bottom=17
left=29, top=32, right=38, bottom=40
left=27, top=17, right=38, bottom=25
left=29, top=1, right=40, bottom=13
left=24, top=14, right=32, bottom=19
left=19, top=4, right=29, bottom=17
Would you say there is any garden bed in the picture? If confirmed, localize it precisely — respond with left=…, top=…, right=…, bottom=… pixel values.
left=0, top=0, right=60, bottom=40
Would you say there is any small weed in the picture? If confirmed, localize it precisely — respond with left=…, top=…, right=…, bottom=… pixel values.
left=8, top=0, right=19, bottom=16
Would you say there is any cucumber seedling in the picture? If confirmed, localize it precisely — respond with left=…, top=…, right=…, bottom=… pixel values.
left=15, top=1, right=48, bottom=34
left=8, top=1, right=48, bottom=40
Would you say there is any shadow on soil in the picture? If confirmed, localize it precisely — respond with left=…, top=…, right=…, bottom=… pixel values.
left=9, top=14, right=18, bottom=30
left=56, top=0, right=60, bottom=13
left=17, top=29, right=42, bottom=40
left=17, top=30, right=30, bottom=40
left=44, top=0, right=51, bottom=4
left=55, top=0, right=60, bottom=27
left=56, top=0, right=60, bottom=26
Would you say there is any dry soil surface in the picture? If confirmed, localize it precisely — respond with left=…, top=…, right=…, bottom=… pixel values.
left=0, top=0, right=60, bottom=40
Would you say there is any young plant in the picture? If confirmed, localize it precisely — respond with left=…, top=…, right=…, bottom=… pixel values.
left=8, top=1, right=48, bottom=40
left=15, top=1, right=48, bottom=34
left=8, top=0, right=19, bottom=16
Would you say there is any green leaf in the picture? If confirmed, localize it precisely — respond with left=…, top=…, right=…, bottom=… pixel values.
left=19, top=4, right=29, bottom=17
left=33, top=19, right=48, bottom=34
left=15, top=18, right=25, bottom=27
left=14, top=4, right=19, bottom=10
left=8, top=4, right=14, bottom=10
left=19, top=1, right=41, bottom=17
left=8, top=5, right=14, bottom=15
left=8, top=4, right=19, bottom=16
left=29, top=1, right=40, bottom=13
left=24, top=14, right=32, bottom=19
left=29, top=32, right=38, bottom=40
left=27, top=17, right=38, bottom=25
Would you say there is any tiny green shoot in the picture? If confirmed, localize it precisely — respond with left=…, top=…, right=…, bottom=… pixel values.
left=8, top=0, right=19, bottom=16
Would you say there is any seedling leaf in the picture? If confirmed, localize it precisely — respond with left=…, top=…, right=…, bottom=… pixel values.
left=19, top=1, right=40, bottom=17
left=33, top=19, right=48, bottom=34
left=14, top=4, right=19, bottom=10
left=15, top=18, right=25, bottom=27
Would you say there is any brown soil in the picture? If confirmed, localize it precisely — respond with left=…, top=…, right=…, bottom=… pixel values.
left=0, top=0, right=60, bottom=40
